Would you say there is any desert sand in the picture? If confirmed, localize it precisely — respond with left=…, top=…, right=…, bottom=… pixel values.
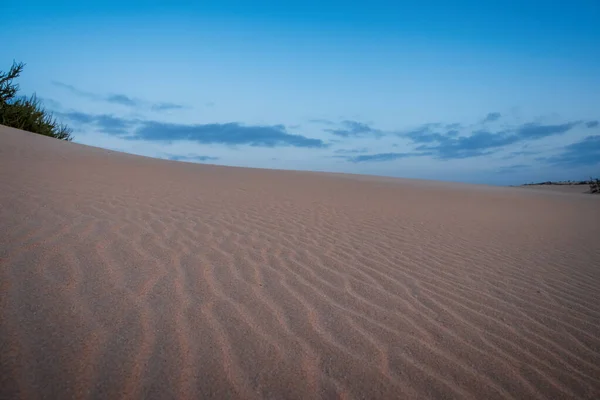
left=1, top=124, right=599, bottom=400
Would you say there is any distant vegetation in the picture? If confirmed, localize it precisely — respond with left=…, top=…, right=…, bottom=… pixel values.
left=590, top=178, right=600, bottom=194
left=523, top=178, right=600, bottom=194
left=0, top=61, right=72, bottom=141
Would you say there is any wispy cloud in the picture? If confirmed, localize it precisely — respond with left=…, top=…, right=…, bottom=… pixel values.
left=346, top=152, right=429, bottom=163
left=334, top=147, right=369, bottom=154
left=52, top=81, right=185, bottom=112
left=152, top=102, right=186, bottom=111
left=400, top=119, right=587, bottom=160
left=586, top=120, right=599, bottom=128
left=164, top=153, right=219, bottom=162
left=37, top=96, right=62, bottom=111
left=413, top=130, right=516, bottom=159
left=308, top=118, right=335, bottom=125
left=404, top=126, right=450, bottom=144
left=325, top=120, right=383, bottom=138
left=496, top=164, right=530, bottom=174
left=136, top=121, right=326, bottom=147
left=541, top=135, right=600, bottom=167
left=482, top=112, right=501, bottom=123
left=59, top=111, right=326, bottom=148
left=106, top=94, right=139, bottom=107
left=446, top=123, right=462, bottom=130
left=52, top=81, right=95, bottom=99
left=56, top=111, right=137, bottom=134
left=501, top=150, right=538, bottom=160
left=516, top=121, right=579, bottom=139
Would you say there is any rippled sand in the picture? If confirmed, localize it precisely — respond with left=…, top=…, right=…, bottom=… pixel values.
left=1, top=125, right=599, bottom=399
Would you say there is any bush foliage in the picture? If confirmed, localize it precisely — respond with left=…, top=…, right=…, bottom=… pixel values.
left=590, top=177, right=600, bottom=194
left=0, top=61, right=73, bottom=141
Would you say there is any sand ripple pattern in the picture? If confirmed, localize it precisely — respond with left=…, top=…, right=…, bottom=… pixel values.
left=1, top=126, right=600, bottom=399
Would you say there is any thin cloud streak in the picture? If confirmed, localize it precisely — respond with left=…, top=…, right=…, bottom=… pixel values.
left=482, top=112, right=501, bottom=123
left=52, top=81, right=185, bottom=112
left=325, top=120, right=383, bottom=138
left=165, top=153, right=219, bottom=162
left=346, top=152, right=430, bottom=163
left=58, top=111, right=327, bottom=148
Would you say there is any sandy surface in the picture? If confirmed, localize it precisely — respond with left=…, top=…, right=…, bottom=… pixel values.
left=1, top=125, right=600, bottom=400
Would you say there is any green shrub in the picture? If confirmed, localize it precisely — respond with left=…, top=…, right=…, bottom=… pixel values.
left=0, top=61, right=73, bottom=141
left=590, top=177, right=600, bottom=194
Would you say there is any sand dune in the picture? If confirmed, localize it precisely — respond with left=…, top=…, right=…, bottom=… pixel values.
left=1, top=125, right=599, bottom=399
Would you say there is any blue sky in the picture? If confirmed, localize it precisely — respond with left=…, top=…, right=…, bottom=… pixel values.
left=2, top=0, right=599, bottom=185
